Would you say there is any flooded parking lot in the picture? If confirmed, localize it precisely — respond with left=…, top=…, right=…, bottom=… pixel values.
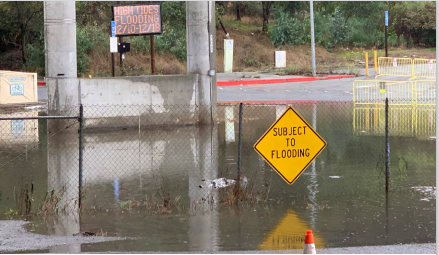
left=0, top=101, right=435, bottom=252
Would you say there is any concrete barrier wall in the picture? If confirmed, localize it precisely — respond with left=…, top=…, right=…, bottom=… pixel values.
left=47, top=74, right=201, bottom=128
left=79, top=74, right=199, bottom=128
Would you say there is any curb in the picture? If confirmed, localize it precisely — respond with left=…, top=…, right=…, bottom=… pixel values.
left=36, top=75, right=355, bottom=87
left=217, top=75, right=354, bottom=86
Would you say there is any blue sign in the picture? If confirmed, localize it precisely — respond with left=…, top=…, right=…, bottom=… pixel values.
left=8, top=77, right=25, bottom=82
left=385, top=11, right=388, bottom=26
left=111, top=21, right=116, bottom=37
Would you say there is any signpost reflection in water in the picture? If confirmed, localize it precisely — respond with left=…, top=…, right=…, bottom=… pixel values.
left=0, top=102, right=435, bottom=252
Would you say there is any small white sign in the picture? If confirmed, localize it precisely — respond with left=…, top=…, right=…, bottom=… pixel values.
left=392, top=58, right=397, bottom=67
left=275, top=51, right=287, bottom=68
left=11, top=120, right=25, bottom=135
left=225, top=39, right=233, bottom=50
left=10, top=84, right=24, bottom=95
left=110, top=37, right=118, bottom=53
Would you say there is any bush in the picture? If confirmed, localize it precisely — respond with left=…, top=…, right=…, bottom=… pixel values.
left=24, top=34, right=45, bottom=76
left=155, top=27, right=187, bottom=61
left=327, top=8, right=349, bottom=47
left=269, top=12, right=309, bottom=47
left=348, top=18, right=379, bottom=48
left=387, top=32, right=398, bottom=47
left=76, top=25, right=108, bottom=76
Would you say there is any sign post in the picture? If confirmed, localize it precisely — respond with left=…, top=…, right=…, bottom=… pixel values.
left=110, top=21, right=116, bottom=77
left=254, top=107, right=327, bottom=185
left=385, top=11, right=388, bottom=57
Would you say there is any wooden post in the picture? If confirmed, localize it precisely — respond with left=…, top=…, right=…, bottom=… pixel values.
left=119, top=36, right=123, bottom=75
left=150, top=35, right=155, bottom=75
left=111, top=53, right=115, bottom=77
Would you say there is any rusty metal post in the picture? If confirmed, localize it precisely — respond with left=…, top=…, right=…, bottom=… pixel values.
left=150, top=35, right=155, bottom=75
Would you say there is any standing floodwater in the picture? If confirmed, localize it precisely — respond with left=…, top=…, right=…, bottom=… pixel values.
left=0, top=101, right=435, bottom=252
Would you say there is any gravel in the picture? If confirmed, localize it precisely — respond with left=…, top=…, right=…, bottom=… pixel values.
left=0, top=220, right=123, bottom=252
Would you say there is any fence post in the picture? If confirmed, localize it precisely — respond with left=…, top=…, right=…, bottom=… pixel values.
left=374, top=51, right=377, bottom=74
left=78, top=104, right=84, bottom=209
left=385, top=98, right=389, bottom=192
left=365, top=52, right=369, bottom=76
left=235, top=103, right=243, bottom=201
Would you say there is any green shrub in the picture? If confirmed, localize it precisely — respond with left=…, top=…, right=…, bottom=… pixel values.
left=24, top=34, right=45, bottom=76
left=398, top=35, right=406, bottom=48
left=76, top=25, right=108, bottom=76
left=327, top=8, right=349, bottom=47
left=269, top=12, right=309, bottom=47
left=348, top=18, right=379, bottom=48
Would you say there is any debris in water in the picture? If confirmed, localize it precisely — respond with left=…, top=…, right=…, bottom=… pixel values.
left=411, top=186, right=436, bottom=201
left=329, top=176, right=342, bottom=179
left=199, top=177, right=248, bottom=189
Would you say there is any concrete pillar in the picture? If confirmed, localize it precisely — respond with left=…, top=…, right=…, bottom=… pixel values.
left=44, top=1, right=78, bottom=112
left=186, top=1, right=217, bottom=124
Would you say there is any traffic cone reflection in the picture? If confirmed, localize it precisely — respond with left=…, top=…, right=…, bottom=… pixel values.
left=303, top=230, right=316, bottom=254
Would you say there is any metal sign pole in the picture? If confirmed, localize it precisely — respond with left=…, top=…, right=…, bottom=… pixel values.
left=150, top=35, right=155, bottom=75
left=385, top=11, right=388, bottom=57
left=111, top=21, right=116, bottom=77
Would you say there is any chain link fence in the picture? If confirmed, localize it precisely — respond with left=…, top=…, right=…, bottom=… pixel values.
left=0, top=99, right=435, bottom=215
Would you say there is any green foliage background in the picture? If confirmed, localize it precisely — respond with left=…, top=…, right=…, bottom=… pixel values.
left=0, top=1, right=435, bottom=76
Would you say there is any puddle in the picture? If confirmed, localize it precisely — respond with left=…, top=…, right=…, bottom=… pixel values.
left=0, top=102, right=435, bottom=252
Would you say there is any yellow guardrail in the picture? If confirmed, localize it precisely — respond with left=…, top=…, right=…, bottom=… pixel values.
left=376, top=57, right=437, bottom=79
left=377, top=57, right=413, bottom=78
left=413, top=80, right=436, bottom=106
left=353, top=80, right=414, bottom=105
left=353, top=80, right=436, bottom=106
left=412, top=58, right=436, bottom=79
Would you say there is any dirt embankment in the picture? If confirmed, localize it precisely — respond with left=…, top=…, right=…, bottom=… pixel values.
left=101, top=15, right=436, bottom=77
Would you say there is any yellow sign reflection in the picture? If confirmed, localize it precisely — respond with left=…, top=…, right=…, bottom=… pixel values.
left=259, top=209, right=325, bottom=250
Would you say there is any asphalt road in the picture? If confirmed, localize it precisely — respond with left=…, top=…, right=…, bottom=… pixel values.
left=37, top=77, right=359, bottom=104
left=217, top=77, right=358, bottom=102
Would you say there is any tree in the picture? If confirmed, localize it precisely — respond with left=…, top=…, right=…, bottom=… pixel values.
left=262, top=1, right=273, bottom=33
left=0, top=2, right=43, bottom=64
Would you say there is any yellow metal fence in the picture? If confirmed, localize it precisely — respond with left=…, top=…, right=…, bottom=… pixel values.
left=353, top=80, right=436, bottom=106
left=412, top=58, right=436, bottom=79
left=377, top=57, right=413, bottom=78
left=376, top=57, right=437, bottom=79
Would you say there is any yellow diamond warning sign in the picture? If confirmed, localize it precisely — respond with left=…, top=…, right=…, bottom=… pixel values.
left=254, top=107, right=326, bottom=185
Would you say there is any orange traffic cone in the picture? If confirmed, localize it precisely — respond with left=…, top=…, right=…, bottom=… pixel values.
left=303, top=230, right=316, bottom=254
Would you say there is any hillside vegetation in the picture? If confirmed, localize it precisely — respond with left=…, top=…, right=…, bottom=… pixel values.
left=0, top=1, right=436, bottom=77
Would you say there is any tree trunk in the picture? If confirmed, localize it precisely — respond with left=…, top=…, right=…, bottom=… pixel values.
left=20, top=26, right=26, bottom=64
left=236, top=5, right=241, bottom=21
left=262, top=2, right=271, bottom=33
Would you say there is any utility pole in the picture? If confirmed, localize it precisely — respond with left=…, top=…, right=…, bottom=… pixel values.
left=186, top=1, right=217, bottom=124
left=310, top=1, right=316, bottom=77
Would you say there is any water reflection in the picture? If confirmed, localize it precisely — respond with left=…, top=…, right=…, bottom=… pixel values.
left=353, top=104, right=436, bottom=140
left=259, top=209, right=325, bottom=250
left=46, top=120, right=81, bottom=253
left=0, top=102, right=435, bottom=252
